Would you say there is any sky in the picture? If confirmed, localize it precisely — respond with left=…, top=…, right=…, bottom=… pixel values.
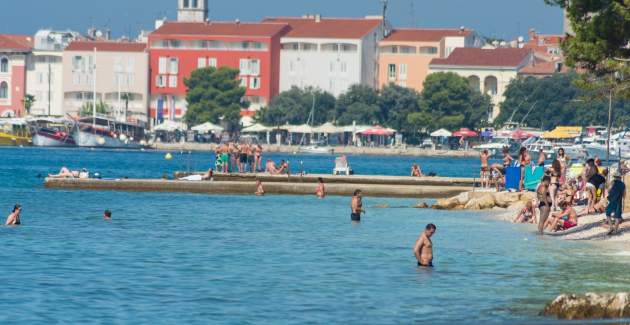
left=0, top=0, right=564, bottom=40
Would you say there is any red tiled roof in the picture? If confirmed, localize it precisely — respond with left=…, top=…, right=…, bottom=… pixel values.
left=0, top=34, right=33, bottom=51
left=383, top=28, right=473, bottom=42
left=263, top=17, right=382, bottom=39
left=519, top=57, right=567, bottom=75
left=430, top=48, right=532, bottom=68
left=151, top=21, right=290, bottom=37
left=65, top=41, right=147, bottom=52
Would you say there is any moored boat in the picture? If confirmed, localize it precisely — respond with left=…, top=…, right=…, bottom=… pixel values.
left=298, top=145, right=334, bottom=154
left=0, top=118, right=31, bottom=146
left=29, top=117, right=76, bottom=147
left=72, top=116, right=146, bottom=149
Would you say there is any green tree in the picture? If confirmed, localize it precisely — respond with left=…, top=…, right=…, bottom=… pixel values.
left=183, top=67, right=247, bottom=131
left=80, top=100, right=110, bottom=117
left=256, top=87, right=335, bottom=126
left=410, top=72, right=490, bottom=132
left=546, top=0, right=630, bottom=97
left=379, top=83, right=421, bottom=134
left=22, top=94, right=35, bottom=116
left=497, top=72, right=629, bottom=129
left=334, top=84, right=381, bottom=125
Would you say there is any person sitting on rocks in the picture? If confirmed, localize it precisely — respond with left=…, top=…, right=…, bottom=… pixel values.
left=513, top=201, right=536, bottom=224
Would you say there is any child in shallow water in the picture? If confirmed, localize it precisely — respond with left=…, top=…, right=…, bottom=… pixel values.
left=513, top=201, right=535, bottom=224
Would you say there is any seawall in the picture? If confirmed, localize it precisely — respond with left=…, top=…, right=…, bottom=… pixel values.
left=44, top=178, right=471, bottom=198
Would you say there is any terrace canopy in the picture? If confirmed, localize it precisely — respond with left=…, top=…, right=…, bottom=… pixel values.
left=430, top=128, right=452, bottom=137
left=452, top=128, right=478, bottom=137
left=241, top=123, right=272, bottom=133
left=360, top=125, right=396, bottom=136
left=154, top=120, right=183, bottom=132
left=191, top=122, right=224, bottom=133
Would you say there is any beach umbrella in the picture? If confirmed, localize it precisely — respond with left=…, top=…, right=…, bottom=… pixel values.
left=242, top=123, right=272, bottom=133
left=287, top=124, right=315, bottom=134
left=360, top=125, right=395, bottom=136
left=430, top=128, right=452, bottom=137
left=191, top=122, right=224, bottom=133
left=511, top=129, right=535, bottom=140
left=313, top=122, right=342, bottom=134
left=452, top=128, right=478, bottom=137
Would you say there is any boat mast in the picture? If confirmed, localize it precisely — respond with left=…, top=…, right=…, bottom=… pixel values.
left=92, top=47, right=97, bottom=128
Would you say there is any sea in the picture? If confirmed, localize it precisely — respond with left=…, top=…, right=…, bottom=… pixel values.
left=1, top=147, right=629, bottom=324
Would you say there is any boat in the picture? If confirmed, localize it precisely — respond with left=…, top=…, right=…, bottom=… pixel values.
left=524, top=139, right=587, bottom=162
left=72, top=116, right=146, bottom=149
left=297, top=145, right=334, bottom=154
left=611, top=132, right=630, bottom=160
left=473, top=137, right=519, bottom=157
left=29, top=117, right=76, bottom=147
left=0, top=118, right=31, bottom=146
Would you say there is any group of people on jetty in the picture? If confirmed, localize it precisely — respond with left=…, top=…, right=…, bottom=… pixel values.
left=480, top=147, right=626, bottom=236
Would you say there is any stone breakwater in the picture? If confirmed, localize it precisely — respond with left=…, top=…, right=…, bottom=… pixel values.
left=543, top=293, right=630, bottom=320
left=431, top=190, right=535, bottom=211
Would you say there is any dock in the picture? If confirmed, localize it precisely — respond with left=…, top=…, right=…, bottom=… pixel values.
left=44, top=173, right=476, bottom=198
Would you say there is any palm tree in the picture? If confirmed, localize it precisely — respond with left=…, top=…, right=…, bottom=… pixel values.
left=22, top=94, right=35, bottom=116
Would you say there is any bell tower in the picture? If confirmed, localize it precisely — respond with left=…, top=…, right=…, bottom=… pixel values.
left=177, top=0, right=208, bottom=23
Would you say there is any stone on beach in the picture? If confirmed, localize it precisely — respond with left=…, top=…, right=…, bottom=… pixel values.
left=542, top=292, right=630, bottom=319
left=432, top=191, right=536, bottom=211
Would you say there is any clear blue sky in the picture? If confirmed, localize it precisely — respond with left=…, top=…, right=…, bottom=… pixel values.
left=0, top=0, right=563, bottom=40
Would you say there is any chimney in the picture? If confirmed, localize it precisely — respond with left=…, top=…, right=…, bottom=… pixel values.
left=528, top=28, right=536, bottom=42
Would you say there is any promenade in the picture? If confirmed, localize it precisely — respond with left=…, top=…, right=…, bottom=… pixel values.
left=151, top=143, right=479, bottom=158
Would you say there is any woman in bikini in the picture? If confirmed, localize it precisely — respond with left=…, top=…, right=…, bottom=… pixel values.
left=537, top=175, right=552, bottom=235
left=518, top=147, right=531, bottom=191
left=549, top=159, right=562, bottom=211
left=556, top=148, right=570, bottom=185
left=315, top=178, right=326, bottom=199
left=513, top=201, right=535, bottom=224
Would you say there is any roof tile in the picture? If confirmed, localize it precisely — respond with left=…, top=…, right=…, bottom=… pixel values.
left=151, top=21, right=290, bottom=38
left=263, top=17, right=382, bottom=39
left=430, top=48, right=532, bottom=68
left=0, top=34, right=33, bottom=51
left=383, top=28, right=472, bottom=42
left=65, top=41, right=147, bottom=52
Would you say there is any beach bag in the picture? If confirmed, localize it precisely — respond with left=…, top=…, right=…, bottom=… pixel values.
left=524, top=166, right=544, bottom=191
left=505, top=166, right=521, bottom=191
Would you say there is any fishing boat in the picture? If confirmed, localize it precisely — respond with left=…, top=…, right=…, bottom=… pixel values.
left=0, top=118, right=31, bottom=146
left=72, top=116, right=146, bottom=149
left=29, top=117, right=76, bottom=147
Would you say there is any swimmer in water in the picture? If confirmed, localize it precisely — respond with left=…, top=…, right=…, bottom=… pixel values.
left=350, top=189, right=365, bottom=222
left=255, top=180, right=265, bottom=196
left=5, top=204, right=22, bottom=226
left=413, top=223, right=436, bottom=267
left=315, top=177, right=326, bottom=199
left=104, top=209, right=112, bottom=220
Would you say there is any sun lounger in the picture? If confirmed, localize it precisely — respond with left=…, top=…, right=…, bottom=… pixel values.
left=333, top=156, right=352, bottom=176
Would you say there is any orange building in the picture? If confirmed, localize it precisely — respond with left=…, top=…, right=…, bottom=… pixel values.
left=377, top=28, right=481, bottom=92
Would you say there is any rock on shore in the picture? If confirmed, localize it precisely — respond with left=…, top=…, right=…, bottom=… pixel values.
left=432, top=191, right=535, bottom=211
left=542, top=293, right=630, bottom=319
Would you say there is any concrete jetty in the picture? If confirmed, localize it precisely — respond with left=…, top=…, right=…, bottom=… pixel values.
left=44, top=175, right=473, bottom=198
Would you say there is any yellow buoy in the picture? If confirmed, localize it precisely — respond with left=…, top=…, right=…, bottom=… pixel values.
left=165, top=153, right=173, bottom=160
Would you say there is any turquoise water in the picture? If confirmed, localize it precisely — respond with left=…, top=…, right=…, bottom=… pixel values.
left=1, top=147, right=630, bottom=324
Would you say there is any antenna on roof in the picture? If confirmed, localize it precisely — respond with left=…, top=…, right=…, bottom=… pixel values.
left=380, top=0, right=391, bottom=38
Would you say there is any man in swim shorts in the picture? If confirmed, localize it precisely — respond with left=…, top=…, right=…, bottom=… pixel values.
left=350, top=189, right=364, bottom=222
left=480, top=149, right=490, bottom=188
left=605, top=173, right=626, bottom=235
left=414, top=224, right=436, bottom=267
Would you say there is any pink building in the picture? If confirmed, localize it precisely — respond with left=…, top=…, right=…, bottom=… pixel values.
left=0, top=34, right=32, bottom=117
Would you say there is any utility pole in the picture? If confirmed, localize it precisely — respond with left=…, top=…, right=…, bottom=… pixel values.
left=606, top=87, right=613, bottom=168
left=47, top=62, right=51, bottom=116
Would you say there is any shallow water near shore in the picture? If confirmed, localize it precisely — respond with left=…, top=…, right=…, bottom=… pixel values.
left=1, top=147, right=630, bottom=324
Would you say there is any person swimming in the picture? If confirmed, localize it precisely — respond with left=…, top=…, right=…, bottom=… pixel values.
left=104, top=209, right=112, bottom=220
left=255, top=180, right=265, bottom=196
left=414, top=223, right=436, bottom=267
left=351, top=189, right=364, bottom=222
left=5, top=204, right=22, bottom=226
left=316, top=177, right=326, bottom=199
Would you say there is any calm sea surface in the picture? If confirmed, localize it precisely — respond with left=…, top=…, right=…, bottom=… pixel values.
left=1, top=147, right=629, bottom=324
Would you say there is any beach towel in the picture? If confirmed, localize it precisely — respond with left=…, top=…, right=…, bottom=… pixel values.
left=505, top=166, right=521, bottom=191
left=524, top=166, right=544, bottom=191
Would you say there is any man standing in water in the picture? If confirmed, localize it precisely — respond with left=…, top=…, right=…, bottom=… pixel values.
left=414, top=224, right=436, bottom=267
left=351, top=189, right=365, bottom=222
left=104, top=210, right=112, bottom=220
left=480, top=149, right=490, bottom=188
left=5, top=204, right=22, bottom=226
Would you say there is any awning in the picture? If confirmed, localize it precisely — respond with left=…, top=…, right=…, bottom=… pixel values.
left=511, top=129, right=535, bottom=140
left=191, top=122, right=224, bottom=133
left=0, top=118, right=28, bottom=126
left=542, top=126, right=582, bottom=139
left=452, top=128, right=478, bottom=137
left=313, top=122, right=342, bottom=134
left=154, top=120, right=183, bottom=132
left=286, top=124, right=315, bottom=133
left=430, top=128, right=452, bottom=137
left=360, top=125, right=396, bottom=136
left=241, top=123, right=272, bottom=133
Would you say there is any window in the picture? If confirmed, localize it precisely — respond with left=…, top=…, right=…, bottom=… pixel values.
left=399, top=46, right=417, bottom=54
left=0, top=81, right=7, bottom=99
left=192, top=0, right=198, bottom=7
left=239, top=77, right=247, bottom=88
left=114, top=56, right=123, bottom=72
left=340, top=44, right=358, bottom=52
left=300, top=43, right=317, bottom=51
left=169, top=58, right=179, bottom=74
left=380, top=46, right=397, bottom=54
left=340, top=62, right=348, bottom=75
left=289, top=61, right=295, bottom=74
left=250, top=59, right=260, bottom=76
left=72, top=73, right=81, bottom=85
left=156, top=75, right=166, bottom=88
left=169, top=76, right=178, bottom=88
left=0, top=57, right=8, bottom=73
left=126, top=57, right=135, bottom=73
left=321, top=43, right=339, bottom=52
left=72, top=56, right=83, bottom=71
left=208, top=58, right=217, bottom=68
left=37, top=72, right=44, bottom=84
left=388, top=64, right=396, bottom=80
left=419, top=47, right=438, bottom=55
left=399, top=64, right=408, bottom=80
left=127, top=74, right=134, bottom=87
left=183, top=0, right=189, bottom=7
left=281, top=43, right=299, bottom=51
left=329, top=61, right=335, bottom=74
left=197, top=57, right=206, bottom=69
left=250, top=77, right=260, bottom=90
left=158, top=57, right=167, bottom=74
left=239, top=59, right=250, bottom=75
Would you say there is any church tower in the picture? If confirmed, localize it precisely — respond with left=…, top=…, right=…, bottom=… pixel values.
left=177, top=0, right=208, bottom=23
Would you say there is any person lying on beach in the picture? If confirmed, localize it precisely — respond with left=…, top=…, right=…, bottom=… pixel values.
left=411, top=164, right=423, bottom=177
left=49, top=167, right=80, bottom=178
left=544, top=201, right=578, bottom=232
left=178, top=169, right=214, bottom=182
left=5, top=204, right=22, bottom=226
left=255, top=180, right=265, bottom=196
left=315, top=177, right=326, bottom=199
left=513, top=201, right=535, bottom=224
left=276, top=160, right=289, bottom=175
left=413, top=223, right=436, bottom=267
left=265, top=160, right=278, bottom=174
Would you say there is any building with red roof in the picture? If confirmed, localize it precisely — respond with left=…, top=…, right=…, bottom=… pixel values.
left=263, top=15, right=384, bottom=96
left=429, top=47, right=533, bottom=120
left=62, top=41, right=150, bottom=123
left=0, top=34, right=32, bottom=117
left=378, top=27, right=482, bottom=92
left=147, top=20, right=290, bottom=124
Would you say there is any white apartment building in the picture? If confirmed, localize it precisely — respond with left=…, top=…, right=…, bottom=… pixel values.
left=264, top=16, right=384, bottom=97
left=26, top=30, right=80, bottom=116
